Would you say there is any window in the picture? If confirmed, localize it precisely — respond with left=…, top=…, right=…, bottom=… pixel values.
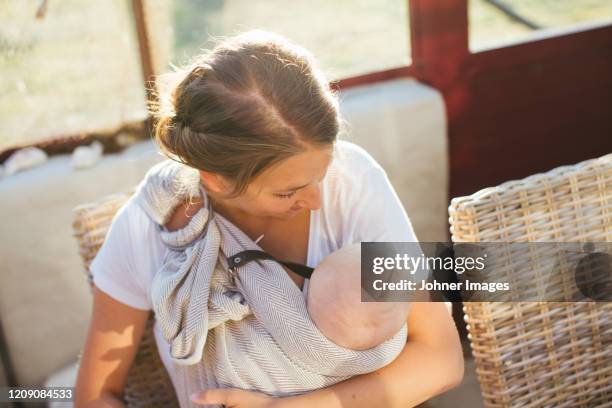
left=469, top=0, right=612, bottom=51
left=147, top=0, right=411, bottom=81
left=1, top=0, right=412, bottom=150
left=0, top=0, right=146, bottom=150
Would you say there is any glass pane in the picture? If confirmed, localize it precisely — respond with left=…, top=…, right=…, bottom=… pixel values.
left=470, top=0, right=612, bottom=51
left=0, top=0, right=147, bottom=150
left=147, top=0, right=411, bottom=81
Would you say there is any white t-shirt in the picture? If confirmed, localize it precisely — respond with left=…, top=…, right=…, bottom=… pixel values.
left=89, top=139, right=418, bottom=390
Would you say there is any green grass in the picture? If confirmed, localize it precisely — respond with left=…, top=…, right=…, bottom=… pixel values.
left=1, top=0, right=611, bottom=150
left=0, top=0, right=146, bottom=148
left=469, top=0, right=612, bottom=50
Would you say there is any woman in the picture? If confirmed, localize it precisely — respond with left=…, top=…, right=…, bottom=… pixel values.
left=75, top=30, right=463, bottom=407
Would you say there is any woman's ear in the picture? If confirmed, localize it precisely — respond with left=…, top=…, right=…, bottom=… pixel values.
left=199, top=170, right=229, bottom=194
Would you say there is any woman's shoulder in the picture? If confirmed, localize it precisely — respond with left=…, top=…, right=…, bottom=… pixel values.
left=110, top=194, right=164, bottom=254
left=116, top=194, right=156, bottom=231
left=314, top=140, right=386, bottom=247
left=323, top=139, right=387, bottom=198
left=332, top=139, right=383, bottom=175
left=89, top=192, right=163, bottom=311
left=318, top=139, right=417, bottom=245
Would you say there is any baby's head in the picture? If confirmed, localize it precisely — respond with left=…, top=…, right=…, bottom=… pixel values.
left=307, top=243, right=411, bottom=350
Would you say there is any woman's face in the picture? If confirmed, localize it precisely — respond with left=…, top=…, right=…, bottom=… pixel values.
left=206, top=144, right=334, bottom=220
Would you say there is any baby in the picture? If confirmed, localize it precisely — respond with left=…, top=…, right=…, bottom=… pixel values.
left=306, top=243, right=412, bottom=351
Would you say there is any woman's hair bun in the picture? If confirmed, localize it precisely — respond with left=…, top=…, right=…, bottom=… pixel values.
left=151, top=30, right=341, bottom=198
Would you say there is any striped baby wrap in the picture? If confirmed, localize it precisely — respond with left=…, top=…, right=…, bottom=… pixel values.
left=133, top=159, right=408, bottom=408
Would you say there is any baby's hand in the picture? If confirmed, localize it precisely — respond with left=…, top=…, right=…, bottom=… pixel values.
left=165, top=199, right=204, bottom=231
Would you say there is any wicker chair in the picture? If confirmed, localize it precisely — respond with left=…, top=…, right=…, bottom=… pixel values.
left=72, top=190, right=179, bottom=407
left=448, top=153, right=612, bottom=408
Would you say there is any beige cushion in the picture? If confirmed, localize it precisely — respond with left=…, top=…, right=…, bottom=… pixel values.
left=0, top=142, right=165, bottom=386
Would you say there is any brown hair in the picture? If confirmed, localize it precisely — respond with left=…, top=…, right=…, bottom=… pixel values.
left=153, top=30, right=341, bottom=198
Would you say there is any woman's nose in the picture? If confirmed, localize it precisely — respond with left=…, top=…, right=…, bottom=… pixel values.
left=296, top=183, right=322, bottom=210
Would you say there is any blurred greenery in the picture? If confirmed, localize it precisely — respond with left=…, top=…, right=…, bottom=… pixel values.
left=172, top=0, right=224, bottom=65
left=164, top=0, right=410, bottom=78
left=1, top=0, right=611, bottom=150
left=470, top=0, right=612, bottom=50
left=0, top=0, right=146, bottom=149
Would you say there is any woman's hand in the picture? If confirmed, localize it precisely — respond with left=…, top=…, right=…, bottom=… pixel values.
left=190, top=388, right=280, bottom=408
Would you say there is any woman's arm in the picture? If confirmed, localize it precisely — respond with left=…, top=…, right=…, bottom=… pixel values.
left=192, top=301, right=463, bottom=408
left=74, top=286, right=150, bottom=407
left=280, top=301, right=464, bottom=408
